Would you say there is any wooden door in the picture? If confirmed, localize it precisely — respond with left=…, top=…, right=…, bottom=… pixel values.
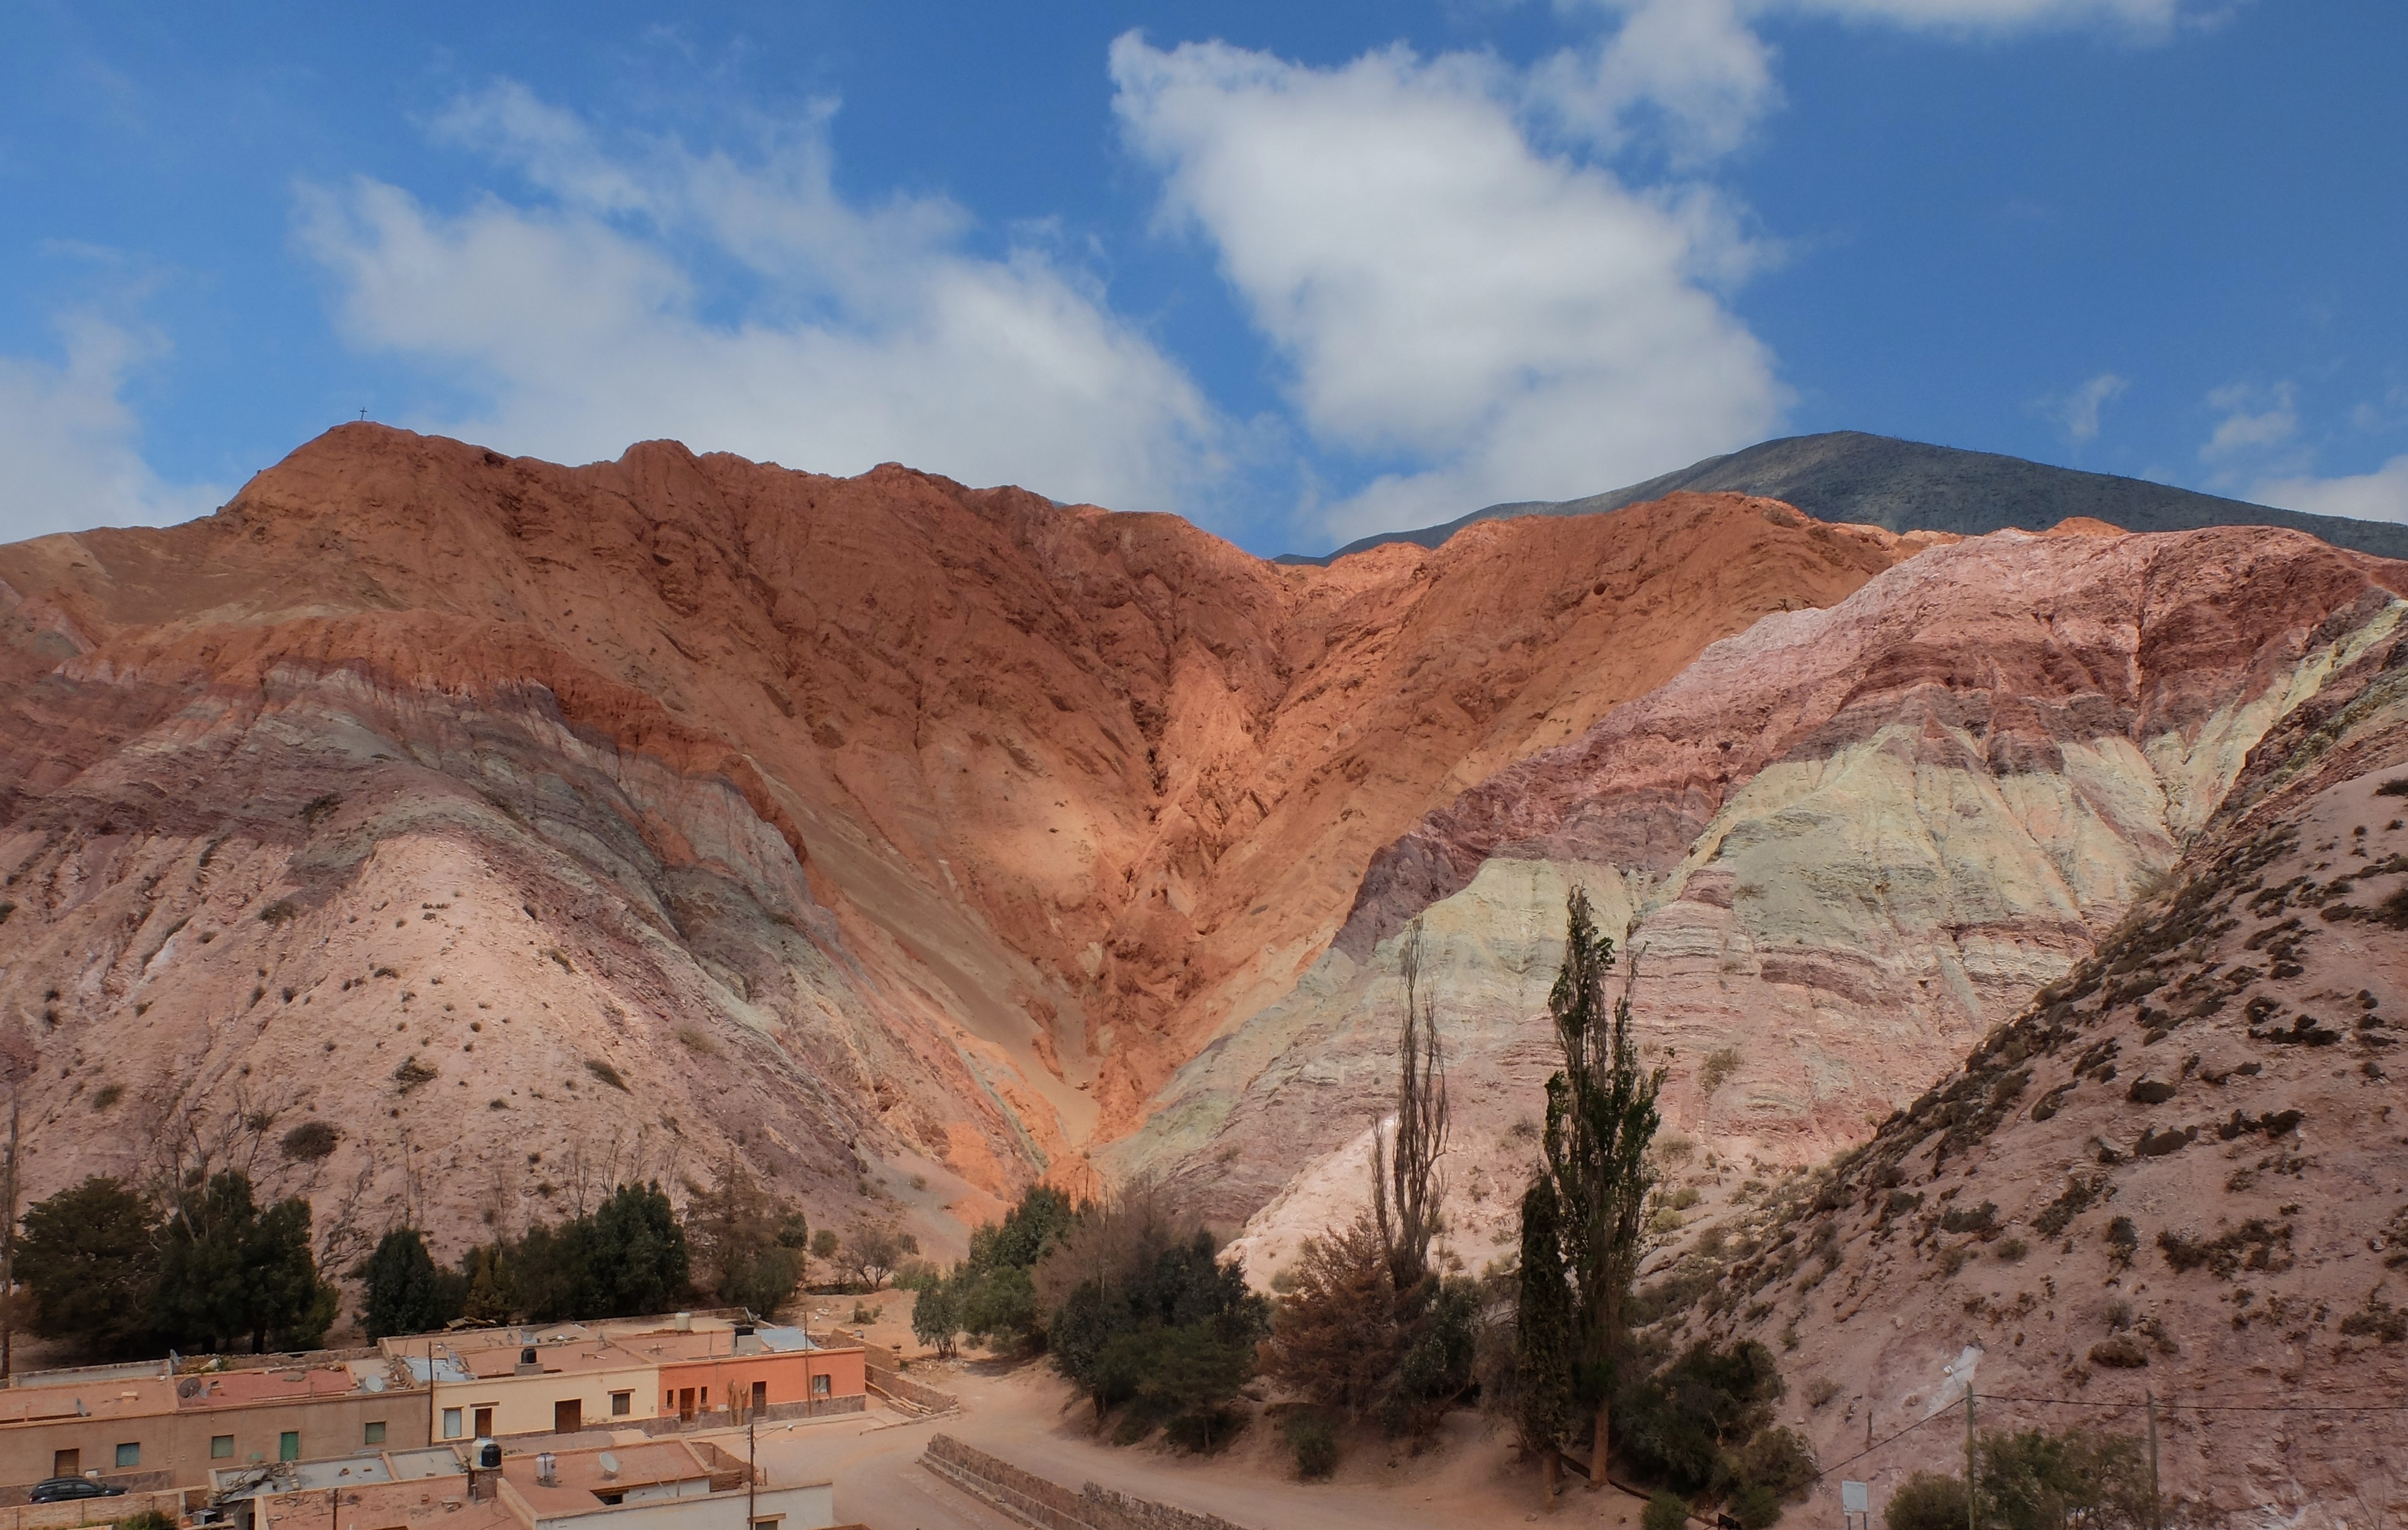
left=553, top=1399, right=582, bottom=1433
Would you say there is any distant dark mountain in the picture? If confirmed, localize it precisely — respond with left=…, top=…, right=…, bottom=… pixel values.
left=1279, top=430, right=2408, bottom=564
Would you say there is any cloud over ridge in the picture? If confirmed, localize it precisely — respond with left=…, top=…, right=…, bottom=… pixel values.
left=297, top=82, right=1219, bottom=516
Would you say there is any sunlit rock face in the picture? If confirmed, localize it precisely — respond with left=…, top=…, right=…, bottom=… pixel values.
left=0, top=425, right=1932, bottom=1254
left=1127, top=524, right=2407, bottom=1276
left=1713, top=610, right=2408, bottom=1527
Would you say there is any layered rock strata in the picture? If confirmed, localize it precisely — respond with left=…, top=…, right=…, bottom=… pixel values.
left=0, top=427, right=1928, bottom=1248
left=1133, top=525, right=2408, bottom=1278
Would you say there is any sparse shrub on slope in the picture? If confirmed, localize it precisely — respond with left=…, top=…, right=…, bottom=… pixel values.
left=1885, top=1472, right=1968, bottom=1530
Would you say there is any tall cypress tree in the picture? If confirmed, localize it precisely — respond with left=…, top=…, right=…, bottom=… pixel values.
left=1515, top=1174, right=1579, bottom=1499
left=1530, top=888, right=1664, bottom=1491
left=356, top=1229, right=462, bottom=1339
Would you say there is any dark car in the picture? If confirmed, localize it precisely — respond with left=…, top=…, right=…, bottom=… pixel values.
left=28, top=1478, right=126, bottom=1504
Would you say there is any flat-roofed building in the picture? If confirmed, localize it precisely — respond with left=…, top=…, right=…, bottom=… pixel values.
left=244, top=1440, right=844, bottom=1530
left=0, top=1359, right=427, bottom=1496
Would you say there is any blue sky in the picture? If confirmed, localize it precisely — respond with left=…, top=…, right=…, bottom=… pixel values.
left=3, top=1, right=2403, bottom=556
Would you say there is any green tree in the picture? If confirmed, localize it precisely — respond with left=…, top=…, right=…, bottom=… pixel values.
left=355, top=1229, right=464, bottom=1340
left=16, top=1177, right=160, bottom=1359
left=1979, top=1426, right=2151, bottom=1530
left=1528, top=887, right=1665, bottom=1488
left=155, top=1172, right=334, bottom=1352
left=458, top=1242, right=517, bottom=1323
left=1514, top=1175, right=1580, bottom=1498
left=911, top=1271, right=963, bottom=1357
left=682, top=1159, right=807, bottom=1318
left=1885, top=1472, right=1969, bottom=1530
left=586, top=1181, right=689, bottom=1315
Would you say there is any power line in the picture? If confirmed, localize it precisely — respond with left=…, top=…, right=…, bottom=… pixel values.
left=1810, top=1385, right=2408, bottom=1484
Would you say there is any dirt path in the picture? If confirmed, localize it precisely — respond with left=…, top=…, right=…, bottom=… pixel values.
left=736, top=1358, right=1640, bottom=1530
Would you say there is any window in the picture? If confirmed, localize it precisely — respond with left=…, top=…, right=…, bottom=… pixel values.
left=442, top=1408, right=463, bottom=1440
left=810, top=1374, right=830, bottom=1401
left=699, top=1387, right=709, bottom=1409
left=210, top=1437, right=234, bottom=1460
left=115, top=1443, right=140, bottom=1469
left=752, top=1519, right=782, bottom=1530
left=364, top=1422, right=386, bottom=1446
left=278, top=1432, right=300, bottom=1463
left=609, top=1392, right=632, bottom=1418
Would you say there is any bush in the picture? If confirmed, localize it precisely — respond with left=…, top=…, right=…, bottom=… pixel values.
left=1885, top=1472, right=1968, bottom=1530
left=1643, top=1490, right=1692, bottom=1530
left=281, top=1120, right=340, bottom=1161
left=1612, top=1340, right=1784, bottom=1495
left=1736, top=1425, right=1817, bottom=1503
left=1284, top=1411, right=1339, bottom=1479
left=119, top=1511, right=177, bottom=1530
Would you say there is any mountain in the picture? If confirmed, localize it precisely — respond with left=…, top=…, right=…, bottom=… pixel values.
left=1680, top=588, right=2408, bottom=1517
left=0, top=427, right=1934, bottom=1252
left=1288, top=431, right=2408, bottom=565
left=1128, top=518, right=2408, bottom=1293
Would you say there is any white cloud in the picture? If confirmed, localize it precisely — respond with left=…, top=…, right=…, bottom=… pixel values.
left=1530, top=0, right=2226, bottom=162
left=2254, top=456, right=2408, bottom=525
left=0, top=315, right=222, bottom=545
left=296, top=82, right=1217, bottom=515
left=1110, top=36, right=1787, bottom=542
left=1775, top=0, right=2203, bottom=31
left=2039, top=371, right=2129, bottom=444
left=2200, top=380, right=2298, bottom=464
left=1532, top=0, right=1780, bottom=163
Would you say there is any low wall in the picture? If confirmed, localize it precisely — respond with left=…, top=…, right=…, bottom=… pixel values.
left=1078, top=1484, right=1250, bottom=1530
left=921, top=1436, right=1090, bottom=1530
left=813, top=1331, right=957, bottom=1416
left=919, top=1436, right=1250, bottom=1530
left=0, top=1487, right=198, bottom=1530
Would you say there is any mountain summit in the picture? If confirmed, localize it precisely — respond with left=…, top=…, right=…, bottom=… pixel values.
left=1289, top=430, right=2408, bottom=564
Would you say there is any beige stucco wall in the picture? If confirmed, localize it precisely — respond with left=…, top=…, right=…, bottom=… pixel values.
left=433, top=1364, right=659, bottom=1440
left=0, top=1393, right=431, bottom=1491
left=525, top=1482, right=835, bottom=1530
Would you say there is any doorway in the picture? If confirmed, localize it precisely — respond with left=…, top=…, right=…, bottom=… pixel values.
left=676, top=1387, right=697, bottom=1422
left=553, top=1399, right=582, bottom=1433
left=473, top=1406, right=494, bottom=1438
left=51, top=1449, right=78, bottom=1478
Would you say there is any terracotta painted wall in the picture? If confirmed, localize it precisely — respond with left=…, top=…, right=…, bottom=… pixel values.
left=0, top=1393, right=431, bottom=1490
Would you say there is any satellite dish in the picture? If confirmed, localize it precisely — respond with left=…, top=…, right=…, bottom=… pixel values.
left=598, top=1453, right=620, bottom=1480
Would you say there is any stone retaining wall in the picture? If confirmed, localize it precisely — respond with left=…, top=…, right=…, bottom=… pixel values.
left=919, top=1436, right=1252, bottom=1530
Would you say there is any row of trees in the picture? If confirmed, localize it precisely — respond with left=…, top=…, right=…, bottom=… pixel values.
left=18, top=1171, right=335, bottom=1357
left=907, top=1178, right=1271, bottom=1448
left=17, top=1153, right=881, bottom=1355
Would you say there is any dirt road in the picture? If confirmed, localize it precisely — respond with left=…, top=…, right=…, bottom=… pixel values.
left=737, top=1359, right=1640, bottom=1530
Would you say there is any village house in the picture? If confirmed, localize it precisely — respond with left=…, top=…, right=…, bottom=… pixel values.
left=232, top=1439, right=854, bottom=1530
left=0, top=1357, right=426, bottom=1497
left=0, top=1316, right=866, bottom=1496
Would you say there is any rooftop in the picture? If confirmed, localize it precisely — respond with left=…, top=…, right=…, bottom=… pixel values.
left=259, top=1477, right=518, bottom=1530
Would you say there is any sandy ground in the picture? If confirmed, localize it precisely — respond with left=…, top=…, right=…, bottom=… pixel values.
left=715, top=1342, right=1642, bottom=1530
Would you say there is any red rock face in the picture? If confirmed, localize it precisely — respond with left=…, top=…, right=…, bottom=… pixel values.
left=0, top=426, right=1931, bottom=1250
left=1127, top=524, right=2408, bottom=1264
left=1711, top=598, right=2408, bottom=1521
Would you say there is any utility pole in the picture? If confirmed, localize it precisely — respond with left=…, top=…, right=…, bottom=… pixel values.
left=2146, top=1390, right=2162, bottom=1530
left=2, top=1097, right=18, bottom=1384
left=746, top=1416, right=757, bottom=1530
left=1964, top=1387, right=1977, bottom=1530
